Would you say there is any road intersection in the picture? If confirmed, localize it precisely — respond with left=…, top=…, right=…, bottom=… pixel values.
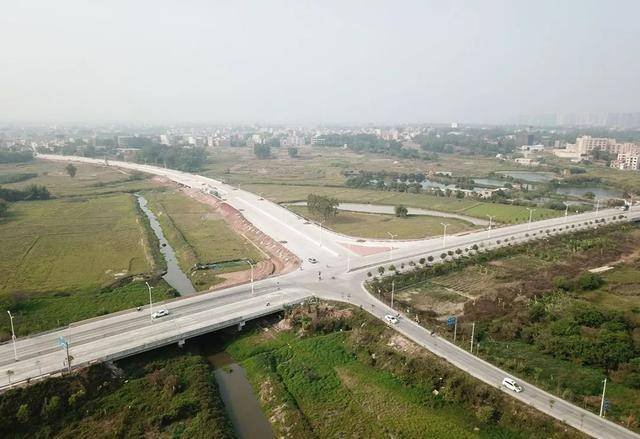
left=2, top=154, right=639, bottom=438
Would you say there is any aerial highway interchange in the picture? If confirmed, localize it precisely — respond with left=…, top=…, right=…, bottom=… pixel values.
left=1, top=154, right=639, bottom=439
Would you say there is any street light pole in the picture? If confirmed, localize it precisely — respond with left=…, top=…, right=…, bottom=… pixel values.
left=486, top=215, right=494, bottom=239
left=441, top=223, right=449, bottom=248
left=563, top=202, right=569, bottom=223
left=346, top=251, right=351, bottom=272
left=146, top=281, right=153, bottom=321
left=387, top=231, right=397, bottom=260
left=7, top=311, right=17, bottom=361
left=470, top=322, right=475, bottom=353
left=595, top=198, right=600, bottom=213
left=391, top=280, right=395, bottom=309
left=319, top=220, right=325, bottom=247
left=526, top=208, right=535, bottom=230
left=599, top=378, right=607, bottom=417
left=245, top=260, right=255, bottom=295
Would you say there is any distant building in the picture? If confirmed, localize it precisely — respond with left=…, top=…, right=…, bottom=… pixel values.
left=520, top=144, right=545, bottom=152
left=611, top=153, right=640, bottom=171
left=515, top=157, right=540, bottom=166
left=515, top=133, right=534, bottom=146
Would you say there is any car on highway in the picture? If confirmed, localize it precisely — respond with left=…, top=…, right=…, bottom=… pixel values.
left=307, top=257, right=318, bottom=264
left=501, top=377, right=523, bottom=393
left=384, top=314, right=399, bottom=324
left=152, top=309, right=170, bottom=319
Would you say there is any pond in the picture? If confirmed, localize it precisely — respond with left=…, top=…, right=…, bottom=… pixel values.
left=555, top=186, right=622, bottom=200
left=136, top=194, right=196, bottom=296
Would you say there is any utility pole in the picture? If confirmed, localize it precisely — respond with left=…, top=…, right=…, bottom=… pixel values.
left=526, top=208, right=535, bottom=230
left=599, top=378, right=607, bottom=417
left=7, top=311, right=17, bottom=361
left=146, top=281, right=153, bottom=321
left=595, top=198, right=600, bottom=213
left=486, top=215, right=494, bottom=238
left=470, top=322, right=475, bottom=353
left=441, top=223, right=449, bottom=248
left=346, top=251, right=351, bottom=272
left=391, top=280, right=395, bottom=309
left=563, top=202, right=569, bottom=223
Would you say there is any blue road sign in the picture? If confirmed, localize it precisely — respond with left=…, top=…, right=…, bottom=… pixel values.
left=57, top=336, right=68, bottom=348
left=447, top=316, right=456, bottom=327
left=604, top=399, right=610, bottom=410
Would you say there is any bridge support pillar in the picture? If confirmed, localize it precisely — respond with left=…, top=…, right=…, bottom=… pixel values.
left=178, top=339, right=185, bottom=348
left=237, top=321, right=245, bottom=331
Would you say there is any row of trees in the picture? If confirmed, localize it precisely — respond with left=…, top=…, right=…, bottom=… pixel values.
left=0, top=150, right=34, bottom=164
left=134, top=144, right=207, bottom=171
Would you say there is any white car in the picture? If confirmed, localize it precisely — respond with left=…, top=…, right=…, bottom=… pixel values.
left=307, top=257, right=318, bottom=264
left=501, top=377, right=523, bottom=393
left=152, top=308, right=170, bottom=319
left=384, top=314, right=399, bottom=325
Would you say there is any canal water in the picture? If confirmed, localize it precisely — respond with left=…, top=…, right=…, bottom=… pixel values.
left=136, top=194, right=196, bottom=296
left=208, top=351, right=274, bottom=439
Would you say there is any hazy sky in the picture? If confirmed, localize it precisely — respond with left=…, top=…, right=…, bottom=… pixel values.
left=1, top=1, right=639, bottom=124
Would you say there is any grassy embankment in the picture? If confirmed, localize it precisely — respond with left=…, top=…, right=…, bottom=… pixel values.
left=0, top=161, right=176, bottom=339
left=369, top=223, right=640, bottom=431
left=288, top=205, right=477, bottom=239
left=0, top=347, right=233, bottom=438
left=143, top=189, right=264, bottom=290
left=223, top=303, right=584, bottom=438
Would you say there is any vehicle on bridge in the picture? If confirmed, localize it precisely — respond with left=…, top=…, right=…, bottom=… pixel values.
left=152, top=309, right=170, bottom=319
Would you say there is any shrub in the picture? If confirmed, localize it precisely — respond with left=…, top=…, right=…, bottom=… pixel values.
left=16, top=404, right=29, bottom=423
left=419, top=257, right=426, bottom=265
left=475, top=405, right=497, bottom=424
left=577, top=272, right=604, bottom=291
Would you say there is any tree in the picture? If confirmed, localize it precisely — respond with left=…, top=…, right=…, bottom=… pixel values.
left=394, top=205, right=408, bottom=217
left=0, top=199, right=8, bottom=217
left=254, top=144, right=271, bottom=159
left=65, top=163, right=77, bottom=178
left=378, top=266, right=385, bottom=275
left=16, top=404, right=29, bottom=423
left=41, top=396, right=61, bottom=419
left=288, top=147, right=298, bottom=158
left=307, top=194, right=339, bottom=221
left=577, top=272, right=604, bottom=290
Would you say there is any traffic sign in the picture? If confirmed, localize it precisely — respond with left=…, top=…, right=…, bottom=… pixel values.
left=57, top=336, right=68, bottom=348
left=447, top=316, right=457, bottom=327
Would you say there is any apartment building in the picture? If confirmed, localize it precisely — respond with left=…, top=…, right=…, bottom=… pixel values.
left=611, top=153, right=640, bottom=171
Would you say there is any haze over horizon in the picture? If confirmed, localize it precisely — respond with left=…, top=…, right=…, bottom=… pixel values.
left=2, top=0, right=639, bottom=125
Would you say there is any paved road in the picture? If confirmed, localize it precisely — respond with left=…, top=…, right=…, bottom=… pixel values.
left=2, top=154, right=638, bottom=438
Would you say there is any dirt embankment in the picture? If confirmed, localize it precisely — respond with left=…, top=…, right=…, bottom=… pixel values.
left=182, top=187, right=300, bottom=290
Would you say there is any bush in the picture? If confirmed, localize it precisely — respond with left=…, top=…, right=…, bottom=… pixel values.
left=475, top=405, right=497, bottom=424
left=577, top=272, right=603, bottom=291
left=419, top=258, right=426, bottom=265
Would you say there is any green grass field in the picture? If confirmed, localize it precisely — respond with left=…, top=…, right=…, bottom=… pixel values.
left=144, top=190, right=263, bottom=289
left=289, top=205, right=477, bottom=239
left=0, top=194, right=154, bottom=294
left=0, top=160, right=159, bottom=197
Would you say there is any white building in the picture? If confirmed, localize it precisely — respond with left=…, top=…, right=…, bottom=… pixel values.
left=611, top=153, right=640, bottom=171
